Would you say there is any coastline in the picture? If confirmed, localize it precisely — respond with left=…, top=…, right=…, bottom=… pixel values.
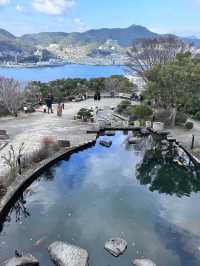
left=0, top=61, right=125, bottom=69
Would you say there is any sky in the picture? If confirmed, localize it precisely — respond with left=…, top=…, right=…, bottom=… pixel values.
left=0, top=0, right=200, bottom=37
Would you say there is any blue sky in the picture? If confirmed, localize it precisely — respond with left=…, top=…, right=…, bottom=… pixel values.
left=0, top=0, right=200, bottom=36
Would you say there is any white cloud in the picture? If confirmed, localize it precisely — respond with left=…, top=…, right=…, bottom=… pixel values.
left=16, top=4, right=24, bottom=12
left=73, top=17, right=89, bottom=32
left=32, top=0, right=75, bottom=15
left=0, top=0, right=10, bottom=6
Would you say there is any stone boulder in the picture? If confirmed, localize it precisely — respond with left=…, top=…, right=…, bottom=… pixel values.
left=58, top=140, right=71, bottom=148
left=105, top=131, right=115, bottom=136
left=100, top=140, right=112, bottom=148
left=3, top=254, right=39, bottom=266
left=133, top=259, right=156, bottom=266
left=104, top=238, right=127, bottom=257
left=128, top=137, right=141, bottom=145
left=48, top=241, right=89, bottom=266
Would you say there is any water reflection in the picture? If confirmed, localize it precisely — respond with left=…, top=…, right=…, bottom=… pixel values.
left=136, top=136, right=200, bottom=197
left=1, top=132, right=200, bottom=266
left=6, top=195, right=30, bottom=224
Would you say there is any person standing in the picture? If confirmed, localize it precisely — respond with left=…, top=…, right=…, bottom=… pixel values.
left=97, top=91, right=101, bottom=101
left=57, top=103, right=63, bottom=117
left=46, top=93, right=54, bottom=114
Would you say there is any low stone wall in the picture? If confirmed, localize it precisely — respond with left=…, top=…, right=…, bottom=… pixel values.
left=0, top=138, right=96, bottom=223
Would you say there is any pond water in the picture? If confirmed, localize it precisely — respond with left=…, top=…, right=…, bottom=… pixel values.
left=0, top=64, right=125, bottom=82
left=0, top=132, right=200, bottom=266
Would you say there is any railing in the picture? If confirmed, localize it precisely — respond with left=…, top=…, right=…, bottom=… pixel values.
left=87, top=93, right=132, bottom=100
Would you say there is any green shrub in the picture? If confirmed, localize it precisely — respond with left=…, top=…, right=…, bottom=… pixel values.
left=194, top=111, right=200, bottom=121
left=126, top=105, right=137, bottom=118
left=132, top=105, right=153, bottom=119
left=117, top=100, right=131, bottom=114
left=175, top=112, right=188, bottom=126
left=77, top=108, right=93, bottom=121
left=185, top=121, right=194, bottom=130
left=183, top=97, right=200, bottom=116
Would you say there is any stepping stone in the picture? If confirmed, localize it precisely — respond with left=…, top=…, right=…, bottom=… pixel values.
left=48, top=241, right=89, bottom=266
left=3, top=254, right=39, bottom=266
left=100, top=140, right=112, bottom=148
left=133, top=259, right=156, bottom=266
left=128, top=137, right=141, bottom=144
left=104, top=238, right=127, bottom=257
left=0, top=134, right=9, bottom=140
left=105, top=131, right=115, bottom=136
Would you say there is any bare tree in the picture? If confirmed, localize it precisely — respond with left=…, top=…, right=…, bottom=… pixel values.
left=25, top=82, right=42, bottom=104
left=126, top=35, right=193, bottom=82
left=1, top=143, right=25, bottom=181
left=0, top=76, right=24, bottom=116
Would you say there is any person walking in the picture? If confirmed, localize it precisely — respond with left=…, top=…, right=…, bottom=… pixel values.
left=57, top=103, right=63, bottom=117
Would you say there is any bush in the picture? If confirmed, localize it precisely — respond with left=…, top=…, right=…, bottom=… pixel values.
left=185, top=121, right=194, bottom=130
left=77, top=108, right=93, bottom=121
left=117, top=100, right=131, bottom=114
left=175, top=112, right=188, bottom=126
left=125, top=105, right=137, bottom=118
left=132, top=105, right=153, bottom=119
left=183, top=97, right=200, bottom=116
left=32, top=137, right=60, bottom=163
left=194, top=111, right=200, bottom=121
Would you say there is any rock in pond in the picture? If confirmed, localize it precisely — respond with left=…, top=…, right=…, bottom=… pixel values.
left=100, top=140, right=112, bottom=148
left=105, top=131, right=115, bottom=136
left=128, top=137, right=141, bottom=145
left=48, top=241, right=89, bottom=266
left=3, top=254, right=39, bottom=266
left=133, top=259, right=156, bottom=266
left=104, top=238, right=127, bottom=257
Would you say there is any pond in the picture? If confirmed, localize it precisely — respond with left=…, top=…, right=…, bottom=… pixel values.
left=0, top=131, right=200, bottom=266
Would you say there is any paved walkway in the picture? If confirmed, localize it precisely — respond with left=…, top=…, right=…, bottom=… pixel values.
left=0, top=98, right=122, bottom=179
left=168, top=120, right=200, bottom=160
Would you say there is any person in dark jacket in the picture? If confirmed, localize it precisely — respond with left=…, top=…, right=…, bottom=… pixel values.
left=97, top=91, right=101, bottom=101
left=46, top=94, right=54, bottom=114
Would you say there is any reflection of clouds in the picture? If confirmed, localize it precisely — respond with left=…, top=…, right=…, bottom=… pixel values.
left=159, top=194, right=200, bottom=236
left=63, top=185, right=180, bottom=266
left=26, top=180, right=61, bottom=214
left=84, top=149, right=142, bottom=190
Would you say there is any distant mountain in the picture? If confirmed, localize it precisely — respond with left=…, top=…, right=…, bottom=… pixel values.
left=17, top=25, right=158, bottom=47
left=0, top=28, right=34, bottom=55
left=21, top=32, right=69, bottom=46
left=0, top=25, right=200, bottom=66
left=182, top=36, right=200, bottom=48
left=0, top=28, right=15, bottom=41
left=60, top=25, right=158, bottom=47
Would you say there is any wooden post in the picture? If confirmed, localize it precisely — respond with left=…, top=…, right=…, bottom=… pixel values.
left=17, top=155, right=22, bottom=175
left=191, top=135, right=195, bottom=150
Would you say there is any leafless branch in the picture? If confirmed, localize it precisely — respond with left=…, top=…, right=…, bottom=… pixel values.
left=0, top=76, right=24, bottom=116
left=126, top=35, right=194, bottom=81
